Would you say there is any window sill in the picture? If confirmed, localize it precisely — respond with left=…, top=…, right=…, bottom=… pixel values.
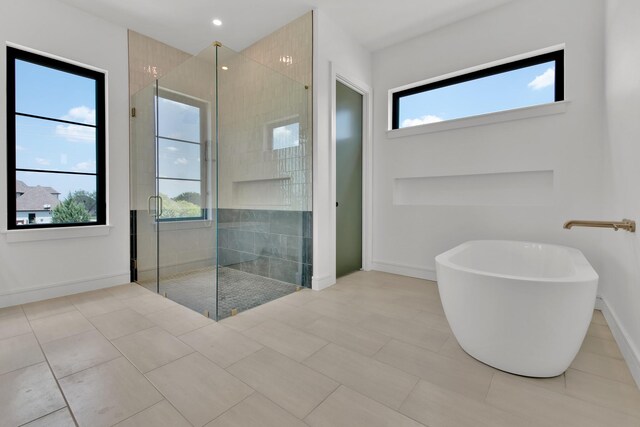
left=387, top=101, right=570, bottom=139
left=2, top=224, right=112, bottom=243
left=154, top=219, right=213, bottom=231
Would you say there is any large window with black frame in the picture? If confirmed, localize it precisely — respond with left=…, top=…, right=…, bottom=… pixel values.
left=6, top=46, right=106, bottom=229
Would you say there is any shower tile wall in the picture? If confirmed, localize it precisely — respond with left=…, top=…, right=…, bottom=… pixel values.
left=218, top=209, right=312, bottom=287
left=242, top=12, right=312, bottom=86
left=128, top=30, right=191, bottom=97
left=217, top=12, right=313, bottom=213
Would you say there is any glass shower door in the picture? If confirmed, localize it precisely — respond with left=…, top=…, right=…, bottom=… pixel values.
left=154, top=46, right=218, bottom=317
left=131, top=41, right=313, bottom=321
left=130, top=83, right=159, bottom=292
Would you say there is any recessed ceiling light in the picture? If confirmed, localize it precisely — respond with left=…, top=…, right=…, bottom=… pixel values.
left=221, top=66, right=229, bottom=71
left=212, top=18, right=222, bottom=26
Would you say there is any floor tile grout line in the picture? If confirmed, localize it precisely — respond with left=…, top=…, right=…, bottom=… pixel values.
left=203, top=390, right=258, bottom=425
left=256, top=388, right=321, bottom=423
left=30, top=322, right=98, bottom=346
left=108, top=397, right=195, bottom=427
left=83, top=304, right=141, bottom=319
left=34, top=314, right=163, bottom=379
left=16, top=407, right=68, bottom=427
left=295, top=315, right=395, bottom=353
left=52, top=351, right=123, bottom=381
left=192, top=338, right=264, bottom=370
left=37, top=289, right=188, bottom=426
left=80, top=289, right=197, bottom=427
left=298, top=341, right=424, bottom=414
left=23, top=307, right=80, bottom=427
left=481, top=370, right=640, bottom=423
left=174, top=319, right=219, bottom=339
left=482, top=372, right=496, bottom=401
left=299, top=340, right=331, bottom=363
left=115, top=344, right=197, bottom=426
left=301, top=382, right=342, bottom=421
left=136, top=347, right=197, bottom=375
left=479, top=374, right=552, bottom=425
left=20, top=301, right=78, bottom=323
left=369, top=335, right=395, bottom=359
left=392, top=380, right=433, bottom=426
left=318, top=338, right=494, bottom=404
left=97, top=323, right=158, bottom=342
left=222, top=344, right=342, bottom=415
left=0, top=359, right=45, bottom=378
left=568, top=364, right=636, bottom=386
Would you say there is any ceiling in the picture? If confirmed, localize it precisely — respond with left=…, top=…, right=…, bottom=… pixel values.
left=58, top=0, right=512, bottom=54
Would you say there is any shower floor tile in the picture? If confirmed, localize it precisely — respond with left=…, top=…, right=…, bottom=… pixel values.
left=138, top=267, right=299, bottom=319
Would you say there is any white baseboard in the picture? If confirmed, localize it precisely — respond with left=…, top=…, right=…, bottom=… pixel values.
left=0, top=272, right=130, bottom=308
left=312, top=274, right=336, bottom=291
left=371, top=260, right=437, bottom=281
left=595, top=296, right=640, bottom=389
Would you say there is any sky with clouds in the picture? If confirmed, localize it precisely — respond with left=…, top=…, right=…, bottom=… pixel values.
left=14, top=59, right=98, bottom=198
left=399, top=61, right=556, bottom=128
left=157, top=97, right=202, bottom=198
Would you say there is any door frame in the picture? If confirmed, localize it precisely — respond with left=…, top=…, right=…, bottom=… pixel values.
left=330, top=62, right=373, bottom=277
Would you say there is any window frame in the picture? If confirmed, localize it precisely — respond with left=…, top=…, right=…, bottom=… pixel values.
left=391, top=49, right=564, bottom=130
left=6, top=46, right=106, bottom=230
left=155, top=88, right=208, bottom=222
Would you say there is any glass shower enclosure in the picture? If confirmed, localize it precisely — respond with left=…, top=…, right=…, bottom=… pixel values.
left=130, top=44, right=312, bottom=320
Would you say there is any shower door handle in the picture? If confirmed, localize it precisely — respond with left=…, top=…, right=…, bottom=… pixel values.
left=148, top=195, right=161, bottom=218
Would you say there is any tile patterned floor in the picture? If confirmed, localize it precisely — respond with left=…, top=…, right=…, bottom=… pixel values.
left=138, top=267, right=299, bottom=319
left=0, top=271, right=638, bottom=426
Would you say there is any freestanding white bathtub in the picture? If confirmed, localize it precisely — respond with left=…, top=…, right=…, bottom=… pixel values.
left=435, top=240, right=598, bottom=377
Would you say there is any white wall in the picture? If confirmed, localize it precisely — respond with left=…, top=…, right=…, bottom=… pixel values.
left=600, top=0, right=640, bottom=384
left=312, top=9, right=372, bottom=289
left=371, top=0, right=606, bottom=281
left=0, top=0, right=130, bottom=306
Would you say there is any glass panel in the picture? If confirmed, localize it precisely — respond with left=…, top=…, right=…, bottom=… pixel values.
left=15, top=171, right=97, bottom=226
left=157, top=96, right=201, bottom=142
left=216, top=44, right=312, bottom=320
left=158, top=139, right=201, bottom=180
left=130, top=83, right=159, bottom=292
left=398, top=61, right=556, bottom=128
left=155, top=46, right=217, bottom=315
left=128, top=13, right=313, bottom=321
left=15, top=115, right=96, bottom=173
left=159, top=179, right=202, bottom=219
left=15, top=59, right=96, bottom=122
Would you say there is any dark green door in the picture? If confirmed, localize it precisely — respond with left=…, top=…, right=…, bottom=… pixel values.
left=336, top=81, right=363, bottom=277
